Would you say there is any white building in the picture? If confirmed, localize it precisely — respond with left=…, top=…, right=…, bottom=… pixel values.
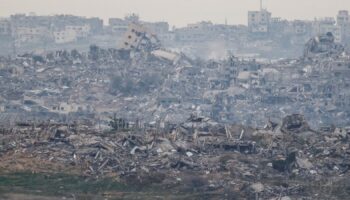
left=337, top=10, right=350, bottom=25
left=158, top=31, right=175, bottom=43
left=174, top=21, right=234, bottom=43
left=337, top=10, right=350, bottom=43
left=51, top=102, right=92, bottom=114
left=109, top=18, right=129, bottom=34
left=144, top=22, right=169, bottom=35
left=15, top=26, right=50, bottom=43
left=312, top=18, right=342, bottom=43
left=53, top=29, right=77, bottom=44
left=65, top=24, right=91, bottom=38
left=52, top=24, right=91, bottom=44
left=248, top=9, right=271, bottom=33
left=292, top=20, right=311, bottom=35
left=0, top=19, right=11, bottom=36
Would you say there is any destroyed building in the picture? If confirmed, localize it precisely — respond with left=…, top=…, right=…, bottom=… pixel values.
left=1, top=5, right=350, bottom=200
left=0, top=28, right=349, bottom=131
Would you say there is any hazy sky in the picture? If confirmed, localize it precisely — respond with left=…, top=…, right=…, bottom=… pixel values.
left=1, top=0, right=349, bottom=27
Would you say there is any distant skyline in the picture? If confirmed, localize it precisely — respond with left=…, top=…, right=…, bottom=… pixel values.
left=1, top=0, right=349, bottom=27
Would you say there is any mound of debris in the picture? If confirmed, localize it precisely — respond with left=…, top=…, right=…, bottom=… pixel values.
left=304, top=32, right=345, bottom=59
left=2, top=115, right=350, bottom=199
left=281, top=114, right=310, bottom=134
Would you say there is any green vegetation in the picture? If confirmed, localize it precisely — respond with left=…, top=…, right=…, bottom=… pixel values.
left=0, top=172, right=225, bottom=199
left=0, top=172, right=129, bottom=196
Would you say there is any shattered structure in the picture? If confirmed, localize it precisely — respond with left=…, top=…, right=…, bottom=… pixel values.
left=304, top=32, right=345, bottom=59
left=0, top=31, right=349, bottom=130
left=1, top=114, right=350, bottom=199
left=0, top=22, right=350, bottom=199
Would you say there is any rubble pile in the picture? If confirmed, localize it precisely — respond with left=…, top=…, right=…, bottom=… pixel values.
left=304, top=32, right=345, bottom=59
left=1, top=115, right=350, bottom=199
left=280, top=114, right=310, bottom=134
left=0, top=32, right=350, bottom=130
left=1, top=14, right=350, bottom=199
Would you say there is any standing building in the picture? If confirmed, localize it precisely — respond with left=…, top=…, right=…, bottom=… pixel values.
left=53, top=29, right=77, bottom=44
left=337, top=10, right=350, bottom=25
left=312, top=18, right=342, bottom=43
left=337, top=10, right=350, bottom=44
left=248, top=2, right=271, bottom=34
left=0, top=19, right=11, bottom=36
left=109, top=18, right=129, bottom=35
left=292, top=20, right=312, bottom=35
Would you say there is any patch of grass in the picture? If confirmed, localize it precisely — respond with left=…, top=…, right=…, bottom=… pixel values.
left=0, top=172, right=226, bottom=199
left=0, top=172, right=129, bottom=196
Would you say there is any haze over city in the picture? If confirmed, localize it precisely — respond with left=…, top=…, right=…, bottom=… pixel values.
left=1, top=0, right=349, bottom=26
left=1, top=1, right=350, bottom=199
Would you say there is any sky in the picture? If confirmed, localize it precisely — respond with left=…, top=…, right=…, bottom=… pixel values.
left=0, top=0, right=349, bottom=27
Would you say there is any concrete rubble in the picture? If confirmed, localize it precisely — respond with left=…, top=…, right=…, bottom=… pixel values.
left=304, top=32, right=345, bottom=59
left=0, top=26, right=350, bottom=198
left=0, top=114, right=350, bottom=199
left=0, top=31, right=349, bottom=130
